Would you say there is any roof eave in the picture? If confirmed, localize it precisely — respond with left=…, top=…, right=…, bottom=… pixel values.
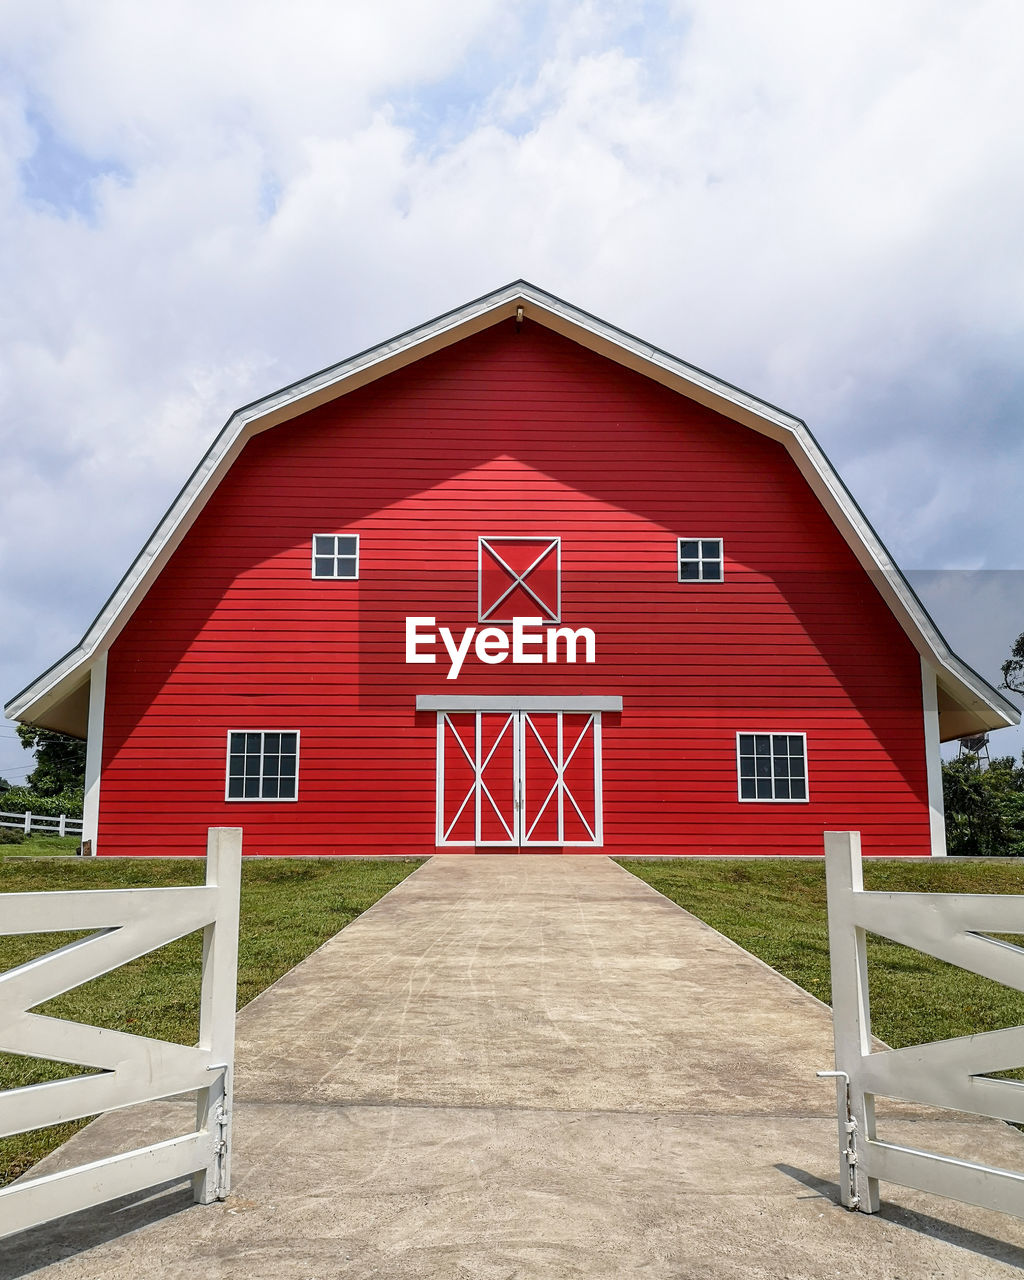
left=6, top=280, right=1017, bottom=736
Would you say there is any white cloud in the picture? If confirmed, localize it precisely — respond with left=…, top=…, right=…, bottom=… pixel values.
left=2, top=1, right=505, bottom=160
left=2, top=0, right=1023, bottom=776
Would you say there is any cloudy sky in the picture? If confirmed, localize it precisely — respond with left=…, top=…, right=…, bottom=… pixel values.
left=1, top=0, right=1022, bottom=785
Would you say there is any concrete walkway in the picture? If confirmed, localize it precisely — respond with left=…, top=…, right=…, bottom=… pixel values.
left=6, top=855, right=1024, bottom=1278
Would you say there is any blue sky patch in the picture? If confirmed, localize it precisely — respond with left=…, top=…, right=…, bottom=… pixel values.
left=19, top=107, right=127, bottom=221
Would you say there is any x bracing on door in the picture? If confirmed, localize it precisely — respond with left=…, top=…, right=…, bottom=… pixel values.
left=436, top=709, right=602, bottom=847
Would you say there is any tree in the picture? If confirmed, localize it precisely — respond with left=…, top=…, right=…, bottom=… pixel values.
left=1003, top=631, right=1024, bottom=696
left=15, top=725, right=86, bottom=797
left=0, top=777, right=10, bottom=794
left=942, top=754, right=1024, bottom=856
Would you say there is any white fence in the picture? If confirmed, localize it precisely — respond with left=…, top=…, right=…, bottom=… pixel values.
left=0, top=827, right=241, bottom=1240
left=0, top=809, right=83, bottom=838
left=822, top=829, right=1024, bottom=1218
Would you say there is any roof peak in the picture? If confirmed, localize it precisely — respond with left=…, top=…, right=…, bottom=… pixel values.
left=6, top=284, right=1018, bottom=738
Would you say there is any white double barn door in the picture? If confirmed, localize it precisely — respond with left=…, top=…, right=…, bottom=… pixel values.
left=436, top=710, right=603, bottom=847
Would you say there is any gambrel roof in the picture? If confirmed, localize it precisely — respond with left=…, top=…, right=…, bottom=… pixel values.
left=6, top=281, right=1019, bottom=740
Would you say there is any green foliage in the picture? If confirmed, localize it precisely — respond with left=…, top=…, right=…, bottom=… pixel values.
left=1003, top=630, right=1024, bottom=695
left=0, top=777, right=10, bottom=794
left=942, top=754, right=1024, bottom=856
left=0, top=786, right=84, bottom=819
left=14, top=725, right=86, bottom=796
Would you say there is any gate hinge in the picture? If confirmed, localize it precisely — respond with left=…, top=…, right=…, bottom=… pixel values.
left=817, top=1070, right=861, bottom=1209
left=213, top=1102, right=230, bottom=1198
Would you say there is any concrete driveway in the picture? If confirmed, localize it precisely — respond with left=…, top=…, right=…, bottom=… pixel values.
left=6, top=854, right=1024, bottom=1278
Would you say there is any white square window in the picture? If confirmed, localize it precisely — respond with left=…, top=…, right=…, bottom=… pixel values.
left=226, top=731, right=300, bottom=801
left=312, top=534, right=359, bottom=579
left=678, top=538, right=723, bottom=582
left=736, top=733, right=808, bottom=802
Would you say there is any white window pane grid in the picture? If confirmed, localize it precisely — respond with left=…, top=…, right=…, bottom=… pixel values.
left=227, top=731, right=299, bottom=801
left=678, top=537, right=723, bottom=582
left=737, top=733, right=807, bottom=802
left=312, top=533, right=359, bottom=579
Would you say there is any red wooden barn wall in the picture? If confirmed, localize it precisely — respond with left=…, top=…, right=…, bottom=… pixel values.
left=99, top=320, right=931, bottom=856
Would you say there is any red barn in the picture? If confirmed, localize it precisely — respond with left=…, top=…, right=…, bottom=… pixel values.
left=7, top=284, right=1018, bottom=857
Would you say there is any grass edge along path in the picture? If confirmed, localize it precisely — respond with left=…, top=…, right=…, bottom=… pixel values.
left=619, top=856, right=1024, bottom=1058
left=0, top=856, right=424, bottom=1185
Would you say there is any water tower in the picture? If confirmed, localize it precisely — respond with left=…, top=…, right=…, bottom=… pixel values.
left=957, top=732, right=991, bottom=769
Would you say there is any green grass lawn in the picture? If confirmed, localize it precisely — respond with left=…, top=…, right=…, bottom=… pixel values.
left=0, top=856, right=423, bottom=1184
left=620, top=857, right=1024, bottom=1053
left=0, top=833, right=82, bottom=858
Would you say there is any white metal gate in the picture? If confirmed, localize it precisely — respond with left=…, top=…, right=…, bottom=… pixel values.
left=822, top=829, right=1024, bottom=1218
left=0, top=827, right=241, bottom=1240
left=435, top=710, right=603, bottom=847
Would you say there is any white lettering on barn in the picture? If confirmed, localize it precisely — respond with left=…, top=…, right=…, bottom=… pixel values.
left=405, top=616, right=596, bottom=681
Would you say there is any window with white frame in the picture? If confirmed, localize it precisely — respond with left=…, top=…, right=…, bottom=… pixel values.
left=736, top=733, right=807, bottom=802
left=678, top=538, right=723, bottom=582
left=312, top=534, right=359, bottom=579
left=226, top=731, right=299, bottom=801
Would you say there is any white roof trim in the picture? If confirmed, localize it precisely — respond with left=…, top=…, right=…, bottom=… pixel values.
left=6, top=280, right=1019, bottom=735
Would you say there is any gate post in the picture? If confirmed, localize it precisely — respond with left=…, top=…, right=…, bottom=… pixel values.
left=823, top=830, right=880, bottom=1213
left=193, top=827, right=242, bottom=1204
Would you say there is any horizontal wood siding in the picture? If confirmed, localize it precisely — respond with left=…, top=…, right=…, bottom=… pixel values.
left=100, top=320, right=930, bottom=856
